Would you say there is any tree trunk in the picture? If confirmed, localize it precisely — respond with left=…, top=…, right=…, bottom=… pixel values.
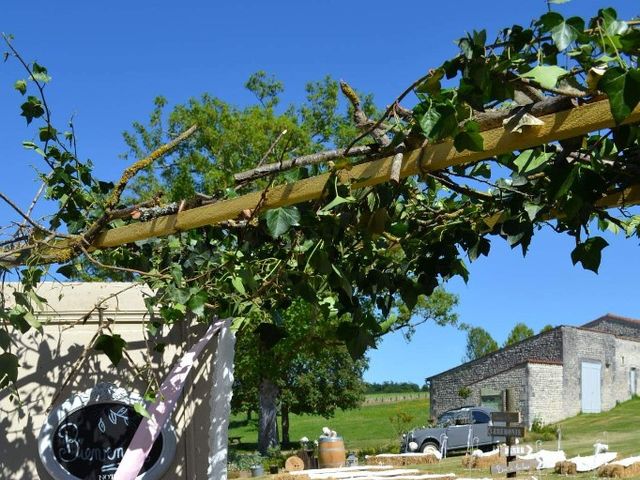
left=258, top=377, right=280, bottom=455
left=281, top=403, right=290, bottom=446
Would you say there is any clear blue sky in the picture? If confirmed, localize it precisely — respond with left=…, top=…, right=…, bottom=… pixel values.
left=2, top=1, right=639, bottom=385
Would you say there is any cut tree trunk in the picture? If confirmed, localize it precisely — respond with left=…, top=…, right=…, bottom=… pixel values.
left=258, top=378, right=280, bottom=454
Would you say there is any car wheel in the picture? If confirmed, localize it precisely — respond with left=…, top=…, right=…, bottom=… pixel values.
left=421, top=441, right=440, bottom=455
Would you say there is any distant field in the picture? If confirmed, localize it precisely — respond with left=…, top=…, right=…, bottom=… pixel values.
left=363, top=392, right=429, bottom=404
left=229, top=397, right=430, bottom=451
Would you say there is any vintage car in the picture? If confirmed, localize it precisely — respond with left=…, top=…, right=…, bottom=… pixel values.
left=401, top=406, right=503, bottom=454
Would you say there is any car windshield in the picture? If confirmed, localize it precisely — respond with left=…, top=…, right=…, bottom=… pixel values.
left=437, top=410, right=473, bottom=426
left=436, top=412, right=455, bottom=426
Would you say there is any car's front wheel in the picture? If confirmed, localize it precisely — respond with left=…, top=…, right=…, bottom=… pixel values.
left=421, top=441, right=440, bottom=455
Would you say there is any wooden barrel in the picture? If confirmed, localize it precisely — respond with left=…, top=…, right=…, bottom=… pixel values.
left=318, top=437, right=346, bottom=468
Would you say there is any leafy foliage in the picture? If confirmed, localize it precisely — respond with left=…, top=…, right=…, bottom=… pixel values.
left=1, top=8, right=640, bottom=407
left=503, top=322, right=535, bottom=347
left=463, top=327, right=499, bottom=362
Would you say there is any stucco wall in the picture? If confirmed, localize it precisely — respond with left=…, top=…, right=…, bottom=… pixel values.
left=527, top=363, right=564, bottom=426
left=0, top=282, right=218, bottom=480
left=428, top=328, right=563, bottom=419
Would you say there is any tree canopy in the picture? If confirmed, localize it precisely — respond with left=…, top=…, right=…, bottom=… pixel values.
left=504, top=322, right=535, bottom=346
left=463, top=327, right=499, bottom=361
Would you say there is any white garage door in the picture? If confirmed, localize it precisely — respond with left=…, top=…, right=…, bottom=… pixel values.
left=581, top=361, right=602, bottom=413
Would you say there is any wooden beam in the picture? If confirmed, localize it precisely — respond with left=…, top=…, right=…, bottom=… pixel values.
left=84, top=98, right=639, bottom=248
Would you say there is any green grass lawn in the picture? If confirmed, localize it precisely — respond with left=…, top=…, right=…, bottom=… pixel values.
left=234, top=396, right=640, bottom=479
left=229, top=397, right=429, bottom=451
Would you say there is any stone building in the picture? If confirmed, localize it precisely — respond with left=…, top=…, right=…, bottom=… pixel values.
left=427, top=314, right=640, bottom=427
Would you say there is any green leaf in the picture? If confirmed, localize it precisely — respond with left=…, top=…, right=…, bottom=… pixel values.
left=20, top=96, right=45, bottom=125
left=0, top=352, right=19, bottom=387
left=31, top=62, right=51, bottom=83
left=23, top=311, right=41, bottom=330
left=599, top=67, right=640, bottom=124
left=231, top=276, right=246, bottom=295
left=598, top=8, right=628, bottom=37
left=39, top=126, right=57, bottom=142
left=0, top=329, right=11, bottom=351
left=453, top=121, right=483, bottom=152
left=265, top=206, right=300, bottom=238
left=416, top=68, right=444, bottom=95
left=94, top=333, right=126, bottom=366
left=524, top=203, right=544, bottom=221
left=520, top=65, right=569, bottom=90
left=187, top=290, right=208, bottom=316
left=571, top=236, right=609, bottom=273
left=513, top=150, right=553, bottom=174
left=14, top=79, right=27, bottom=95
left=133, top=402, right=151, bottom=418
left=551, top=17, right=583, bottom=51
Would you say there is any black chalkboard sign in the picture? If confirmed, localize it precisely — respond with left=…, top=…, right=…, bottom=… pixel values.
left=51, top=402, right=163, bottom=480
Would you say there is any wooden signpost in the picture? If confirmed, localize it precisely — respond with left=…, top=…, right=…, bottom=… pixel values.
left=490, top=411, right=527, bottom=478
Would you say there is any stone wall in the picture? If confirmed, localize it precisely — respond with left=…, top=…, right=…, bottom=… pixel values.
left=0, top=282, right=220, bottom=480
left=582, top=316, right=640, bottom=340
left=428, top=328, right=563, bottom=419
left=561, top=326, right=640, bottom=418
left=527, top=363, right=564, bottom=426
left=469, top=364, right=527, bottom=414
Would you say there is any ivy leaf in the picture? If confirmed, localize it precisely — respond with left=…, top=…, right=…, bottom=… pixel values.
left=0, top=330, right=10, bottom=351
left=598, top=67, right=640, bottom=124
left=453, top=121, right=483, bottom=152
left=14, top=79, right=27, bottom=95
left=20, top=96, right=45, bottom=125
left=187, top=290, right=208, bottom=316
left=598, top=8, right=628, bottom=37
left=133, top=402, right=151, bottom=418
left=231, top=276, right=246, bottom=295
left=520, top=65, right=569, bottom=90
left=551, top=17, right=584, bottom=51
left=524, top=203, right=544, bottom=221
left=265, top=206, right=300, bottom=238
left=31, top=62, right=51, bottom=83
left=571, top=236, right=609, bottom=273
left=513, top=150, right=553, bottom=174
left=416, top=68, right=444, bottom=95
left=94, top=333, right=126, bottom=366
left=0, top=352, right=19, bottom=387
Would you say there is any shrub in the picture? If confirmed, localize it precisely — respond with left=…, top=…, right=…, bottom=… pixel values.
left=527, top=417, right=559, bottom=441
left=227, top=451, right=263, bottom=471
left=389, top=411, right=415, bottom=438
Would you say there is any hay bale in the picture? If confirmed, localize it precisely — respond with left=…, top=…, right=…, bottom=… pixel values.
left=598, top=464, right=625, bottom=477
left=598, top=460, right=640, bottom=478
left=365, top=453, right=438, bottom=467
left=460, top=452, right=504, bottom=469
left=555, top=460, right=578, bottom=474
left=273, top=474, right=310, bottom=480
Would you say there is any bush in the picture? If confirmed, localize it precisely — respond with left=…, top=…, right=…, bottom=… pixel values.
left=527, top=417, right=559, bottom=442
left=389, top=411, right=415, bottom=438
left=227, top=451, right=263, bottom=471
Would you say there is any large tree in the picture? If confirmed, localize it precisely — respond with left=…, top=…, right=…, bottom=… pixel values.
left=503, top=322, right=535, bottom=347
left=118, top=74, right=460, bottom=452
left=463, top=327, right=499, bottom=361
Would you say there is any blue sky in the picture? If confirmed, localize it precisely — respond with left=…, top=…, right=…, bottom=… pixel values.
left=2, top=1, right=639, bottom=384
